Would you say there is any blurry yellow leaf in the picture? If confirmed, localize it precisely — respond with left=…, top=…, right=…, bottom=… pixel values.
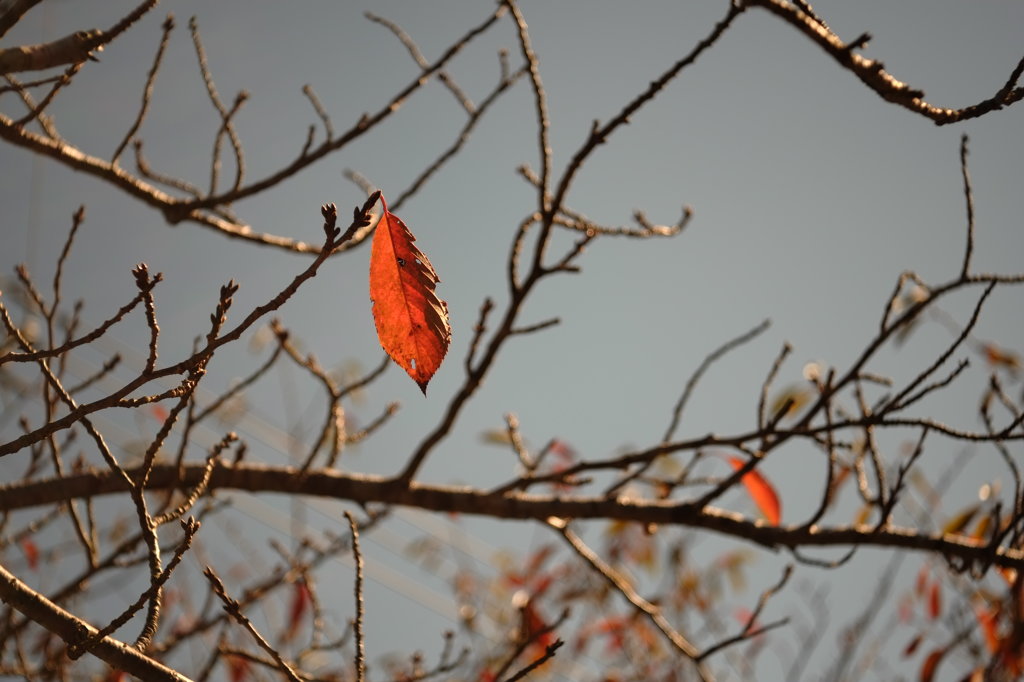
left=971, top=514, right=992, bottom=543
left=941, top=504, right=980, bottom=536
left=768, top=384, right=812, bottom=420
left=480, top=428, right=513, bottom=445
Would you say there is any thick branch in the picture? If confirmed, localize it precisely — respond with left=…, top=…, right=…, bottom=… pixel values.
left=4, top=462, right=1024, bottom=570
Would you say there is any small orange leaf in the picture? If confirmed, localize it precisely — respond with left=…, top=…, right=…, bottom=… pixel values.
left=974, top=602, right=1000, bottom=653
left=979, top=342, right=1021, bottom=373
left=369, top=195, right=451, bottom=394
left=728, top=457, right=781, bottom=525
left=21, top=538, right=39, bottom=571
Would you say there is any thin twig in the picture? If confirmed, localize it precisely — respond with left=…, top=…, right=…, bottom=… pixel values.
left=551, top=519, right=712, bottom=681
left=202, top=566, right=302, bottom=682
left=343, top=511, right=366, bottom=682
left=959, top=134, right=975, bottom=278
left=665, top=319, right=771, bottom=442
left=112, top=15, right=175, bottom=164
left=504, top=1, right=551, bottom=213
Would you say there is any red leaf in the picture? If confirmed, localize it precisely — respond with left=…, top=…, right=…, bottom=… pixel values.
left=369, top=195, right=451, bottom=394
left=227, top=654, right=250, bottom=682
left=898, top=594, right=914, bottom=623
left=21, top=538, right=39, bottom=571
left=919, top=646, right=948, bottom=682
left=728, top=457, right=781, bottom=525
left=915, top=565, right=929, bottom=596
left=902, top=633, right=923, bottom=657
left=928, top=580, right=942, bottom=620
left=281, top=581, right=310, bottom=643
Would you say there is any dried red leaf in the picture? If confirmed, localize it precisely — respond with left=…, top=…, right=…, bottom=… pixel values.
left=549, top=439, right=576, bottom=462
left=898, top=594, right=914, bottom=623
left=928, top=580, right=942, bottom=620
left=902, top=633, right=923, bottom=657
left=281, top=581, right=310, bottom=643
left=919, top=646, right=948, bottom=682
left=227, top=654, right=250, bottom=682
left=525, top=545, right=555, bottom=576
left=20, top=538, right=39, bottom=571
left=915, top=565, right=929, bottom=596
left=575, top=615, right=630, bottom=655
left=369, top=195, right=451, bottom=393
left=519, top=599, right=556, bottom=667
left=728, top=457, right=781, bottom=525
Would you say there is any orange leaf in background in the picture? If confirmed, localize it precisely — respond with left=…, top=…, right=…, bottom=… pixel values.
left=728, top=457, right=781, bottom=525
left=369, top=195, right=451, bottom=394
left=20, top=538, right=39, bottom=571
left=979, top=342, right=1021, bottom=374
left=974, top=602, right=1001, bottom=653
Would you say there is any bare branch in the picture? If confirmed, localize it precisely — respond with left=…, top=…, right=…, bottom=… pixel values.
left=343, top=511, right=366, bottom=682
left=0, top=562, right=192, bottom=681
left=746, top=0, right=1024, bottom=124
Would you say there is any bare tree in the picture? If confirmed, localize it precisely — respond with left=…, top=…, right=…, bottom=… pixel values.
left=1, top=1, right=1023, bottom=681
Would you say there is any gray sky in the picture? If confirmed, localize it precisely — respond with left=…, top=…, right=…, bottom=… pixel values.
left=2, top=1, right=1022, bottom=679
